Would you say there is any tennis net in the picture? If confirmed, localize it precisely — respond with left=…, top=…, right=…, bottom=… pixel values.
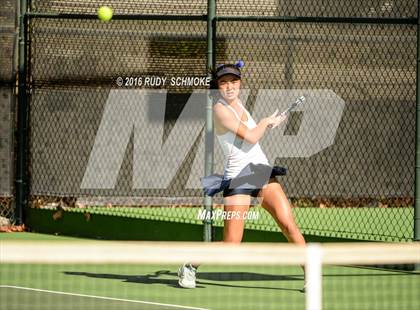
left=1, top=241, right=419, bottom=310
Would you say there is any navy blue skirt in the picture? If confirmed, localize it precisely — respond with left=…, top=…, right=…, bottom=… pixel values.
left=201, top=163, right=287, bottom=197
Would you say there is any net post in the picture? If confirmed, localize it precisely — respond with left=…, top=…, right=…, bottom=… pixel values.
left=306, top=244, right=323, bottom=310
left=203, top=0, right=216, bottom=242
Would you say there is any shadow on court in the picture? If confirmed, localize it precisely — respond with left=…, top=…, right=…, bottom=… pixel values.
left=0, top=287, right=192, bottom=310
left=63, top=270, right=303, bottom=292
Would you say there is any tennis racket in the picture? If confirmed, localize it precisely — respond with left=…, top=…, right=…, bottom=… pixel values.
left=280, top=95, right=305, bottom=116
left=269, top=95, right=305, bottom=129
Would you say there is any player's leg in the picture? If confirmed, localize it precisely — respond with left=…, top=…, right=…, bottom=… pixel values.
left=258, top=179, right=305, bottom=245
left=223, top=194, right=251, bottom=243
left=258, top=179, right=307, bottom=291
left=178, top=194, right=250, bottom=288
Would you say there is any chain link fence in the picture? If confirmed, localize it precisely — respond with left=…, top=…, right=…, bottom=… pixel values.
left=23, top=0, right=417, bottom=241
left=214, top=19, right=415, bottom=240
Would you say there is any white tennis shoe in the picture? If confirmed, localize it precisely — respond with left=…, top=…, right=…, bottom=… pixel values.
left=178, top=263, right=197, bottom=288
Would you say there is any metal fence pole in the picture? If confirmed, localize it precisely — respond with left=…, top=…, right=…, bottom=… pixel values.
left=203, top=0, right=216, bottom=242
left=15, top=0, right=29, bottom=224
left=415, top=6, right=420, bottom=242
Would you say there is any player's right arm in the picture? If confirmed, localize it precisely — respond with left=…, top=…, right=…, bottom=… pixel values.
left=213, top=103, right=285, bottom=144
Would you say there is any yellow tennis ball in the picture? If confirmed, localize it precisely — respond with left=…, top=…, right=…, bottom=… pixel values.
left=97, top=6, right=113, bottom=22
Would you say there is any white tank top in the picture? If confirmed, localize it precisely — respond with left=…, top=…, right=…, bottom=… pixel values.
left=216, top=99, right=269, bottom=179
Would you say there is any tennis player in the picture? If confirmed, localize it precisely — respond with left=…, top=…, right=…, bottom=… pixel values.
left=178, top=61, right=306, bottom=290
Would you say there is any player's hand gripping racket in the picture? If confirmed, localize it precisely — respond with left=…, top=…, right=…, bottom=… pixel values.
left=270, top=95, right=305, bottom=129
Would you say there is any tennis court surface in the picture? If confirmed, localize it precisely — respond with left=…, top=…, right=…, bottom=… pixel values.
left=1, top=235, right=419, bottom=310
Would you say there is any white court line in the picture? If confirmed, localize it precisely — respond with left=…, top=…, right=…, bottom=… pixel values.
left=0, top=285, right=210, bottom=310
